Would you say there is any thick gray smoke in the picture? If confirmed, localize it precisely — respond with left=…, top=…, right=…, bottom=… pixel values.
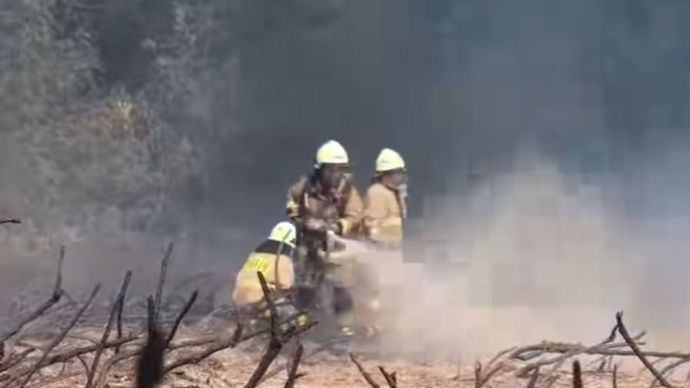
left=2, top=0, right=690, bottom=358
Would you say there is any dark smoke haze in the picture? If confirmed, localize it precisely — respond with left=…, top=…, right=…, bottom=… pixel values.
left=209, top=0, right=690, bottom=225
left=3, top=0, right=690, bottom=357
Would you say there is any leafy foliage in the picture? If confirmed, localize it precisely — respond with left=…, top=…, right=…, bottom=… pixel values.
left=0, top=0, right=236, bottom=254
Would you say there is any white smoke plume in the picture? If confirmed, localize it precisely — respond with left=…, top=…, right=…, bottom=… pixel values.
left=367, top=147, right=690, bottom=364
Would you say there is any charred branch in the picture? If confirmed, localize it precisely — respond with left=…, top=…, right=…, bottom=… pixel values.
left=135, top=297, right=165, bottom=388
left=85, top=271, right=132, bottom=388
left=349, top=352, right=380, bottom=388
left=243, top=272, right=314, bottom=388
left=525, top=367, right=539, bottom=388
left=473, top=360, right=502, bottom=388
left=284, top=343, right=304, bottom=388
left=164, top=291, right=197, bottom=347
left=12, top=284, right=101, bottom=388
left=162, top=323, right=243, bottom=374
left=257, top=334, right=344, bottom=385
left=510, top=331, right=646, bottom=363
left=114, top=290, right=126, bottom=354
left=0, top=349, right=34, bottom=374
left=616, top=312, right=675, bottom=388
left=517, top=323, right=620, bottom=380
left=378, top=366, right=397, bottom=388
left=0, top=246, right=65, bottom=344
left=257, top=271, right=279, bottom=337
left=153, top=242, right=174, bottom=326
left=43, top=335, right=139, bottom=366
left=572, top=360, right=582, bottom=388
left=613, top=364, right=618, bottom=388
left=243, top=337, right=284, bottom=388
left=653, top=358, right=690, bottom=388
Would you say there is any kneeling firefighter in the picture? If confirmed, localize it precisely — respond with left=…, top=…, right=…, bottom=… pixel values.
left=285, top=139, right=365, bottom=337
left=232, top=221, right=304, bottom=330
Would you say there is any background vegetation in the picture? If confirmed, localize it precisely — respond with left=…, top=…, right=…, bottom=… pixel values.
left=0, top=0, right=241, bottom=255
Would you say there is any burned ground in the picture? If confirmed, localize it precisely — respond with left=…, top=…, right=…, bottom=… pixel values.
left=2, top=242, right=690, bottom=388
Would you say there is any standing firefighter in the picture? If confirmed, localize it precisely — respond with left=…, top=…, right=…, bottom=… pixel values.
left=232, top=221, right=301, bottom=329
left=286, top=139, right=364, bottom=337
left=360, top=148, right=408, bottom=338
left=365, top=148, right=408, bottom=245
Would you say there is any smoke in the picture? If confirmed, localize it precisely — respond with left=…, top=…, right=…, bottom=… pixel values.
left=334, top=0, right=690, bottom=360
left=370, top=146, right=690, bottom=362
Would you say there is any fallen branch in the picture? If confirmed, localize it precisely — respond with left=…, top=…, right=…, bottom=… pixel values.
left=378, top=366, right=397, bottom=388
left=520, top=348, right=690, bottom=359
left=613, top=364, right=618, bottom=388
left=0, top=240, right=316, bottom=388
left=508, top=331, right=665, bottom=376
left=244, top=337, right=284, bottom=388
left=165, top=291, right=198, bottom=347
left=26, top=371, right=79, bottom=388
left=0, top=219, right=21, bottom=225
left=284, top=343, right=304, bottom=388
left=243, top=272, right=313, bottom=388
left=519, top=323, right=620, bottom=383
left=257, top=335, right=348, bottom=384
left=653, top=358, right=690, bottom=388
left=163, top=292, right=311, bottom=377
left=468, top=360, right=503, bottom=388
left=572, top=360, right=582, bottom=388
left=40, top=335, right=139, bottom=366
left=257, top=271, right=279, bottom=338
left=114, top=290, right=126, bottom=354
left=153, top=242, right=174, bottom=326
left=93, top=298, right=159, bottom=388
left=349, top=352, right=380, bottom=388
left=163, top=323, right=243, bottom=374
left=616, top=311, right=675, bottom=388
left=486, top=346, right=515, bottom=370
left=0, top=349, right=34, bottom=374
left=510, top=332, right=646, bottom=362
left=76, top=355, right=90, bottom=377
left=525, top=367, right=539, bottom=388
left=14, top=284, right=101, bottom=388
left=85, top=271, right=132, bottom=388
left=0, top=247, right=65, bottom=343
left=166, top=310, right=307, bottom=352
left=641, top=357, right=672, bottom=375
left=135, top=297, right=165, bottom=388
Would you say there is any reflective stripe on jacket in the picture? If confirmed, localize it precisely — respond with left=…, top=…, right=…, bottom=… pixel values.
left=232, top=240, right=295, bottom=306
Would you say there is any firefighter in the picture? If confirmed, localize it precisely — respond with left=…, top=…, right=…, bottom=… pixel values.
left=286, top=139, right=363, bottom=237
left=359, top=147, right=408, bottom=339
left=285, top=139, right=364, bottom=337
left=364, top=148, right=408, bottom=245
left=232, top=221, right=302, bottom=330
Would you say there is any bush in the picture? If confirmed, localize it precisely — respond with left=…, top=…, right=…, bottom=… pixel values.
left=0, top=0, right=235, bottom=255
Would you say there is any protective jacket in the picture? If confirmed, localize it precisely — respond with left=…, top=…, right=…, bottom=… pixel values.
left=232, top=240, right=295, bottom=306
left=364, top=181, right=407, bottom=245
left=286, top=174, right=364, bottom=237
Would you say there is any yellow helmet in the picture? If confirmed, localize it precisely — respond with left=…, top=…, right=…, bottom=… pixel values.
left=267, top=221, right=297, bottom=248
left=375, top=148, right=405, bottom=172
left=315, top=140, right=349, bottom=167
